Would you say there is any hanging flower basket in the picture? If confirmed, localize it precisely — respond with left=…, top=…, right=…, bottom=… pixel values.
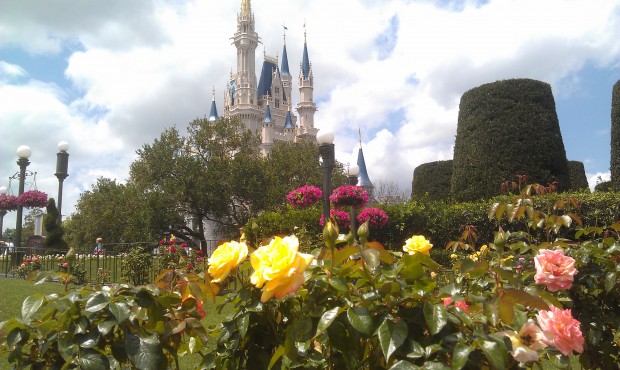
left=357, top=207, right=389, bottom=229
left=0, top=194, right=19, bottom=211
left=16, top=190, right=48, bottom=209
left=330, top=185, right=369, bottom=209
left=319, top=209, right=351, bottom=231
left=286, top=185, right=322, bottom=209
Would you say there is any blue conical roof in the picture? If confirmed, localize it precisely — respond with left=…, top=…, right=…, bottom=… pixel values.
left=263, top=103, right=273, bottom=124
left=301, top=42, right=310, bottom=80
left=281, top=44, right=290, bottom=77
left=357, top=147, right=374, bottom=189
left=208, top=98, right=218, bottom=122
left=284, top=110, right=294, bottom=129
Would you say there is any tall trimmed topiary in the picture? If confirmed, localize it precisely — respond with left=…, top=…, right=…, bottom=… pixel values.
left=611, top=80, right=620, bottom=191
left=451, top=79, right=570, bottom=201
left=411, top=160, right=453, bottom=200
left=567, top=160, right=589, bottom=191
left=44, top=198, right=68, bottom=250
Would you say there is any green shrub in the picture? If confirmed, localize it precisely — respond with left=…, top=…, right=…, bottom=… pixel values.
left=411, top=160, right=453, bottom=200
left=451, top=79, right=570, bottom=201
left=567, top=160, right=589, bottom=191
left=595, top=180, right=613, bottom=192
left=611, top=80, right=620, bottom=190
left=121, top=247, right=153, bottom=285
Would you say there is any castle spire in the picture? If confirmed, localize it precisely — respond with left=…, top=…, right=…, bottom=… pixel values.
left=281, top=23, right=290, bottom=77
left=208, top=86, right=218, bottom=121
left=357, top=131, right=374, bottom=196
left=241, top=0, right=251, bottom=16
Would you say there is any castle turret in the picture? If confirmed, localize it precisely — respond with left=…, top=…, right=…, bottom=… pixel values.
left=296, top=25, right=318, bottom=139
left=261, top=101, right=274, bottom=155
left=208, top=87, right=219, bottom=121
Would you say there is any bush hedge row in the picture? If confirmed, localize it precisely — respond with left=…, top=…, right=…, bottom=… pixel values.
left=451, top=79, right=570, bottom=201
left=246, top=191, right=620, bottom=265
left=567, top=160, right=589, bottom=191
left=411, top=160, right=453, bottom=200
left=612, top=80, right=620, bottom=190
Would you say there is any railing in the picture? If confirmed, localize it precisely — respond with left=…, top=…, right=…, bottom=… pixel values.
left=1, top=240, right=220, bottom=284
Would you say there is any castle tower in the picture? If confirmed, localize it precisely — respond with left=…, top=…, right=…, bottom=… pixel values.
left=208, top=87, right=219, bottom=122
left=225, top=0, right=262, bottom=133
left=296, top=25, right=318, bottom=140
left=261, top=101, right=274, bottom=155
left=281, top=26, right=293, bottom=106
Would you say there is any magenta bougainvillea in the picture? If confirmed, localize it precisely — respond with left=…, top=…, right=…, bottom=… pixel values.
left=319, top=209, right=351, bottom=231
left=16, top=190, right=48, bottom=209
left=286, top=185, right=322, bottom=209
left=329, top=185, right=369, bottom=209
left=357, top=207, right=389, bottom=229
left=0, top=194, right=18, bottom=211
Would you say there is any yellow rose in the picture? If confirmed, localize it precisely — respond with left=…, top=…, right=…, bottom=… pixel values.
left=403, top=235, right=433, bottom=256
left=250, top=235, right=314, bottom=302
left=207, top=240, right=249, bottom=283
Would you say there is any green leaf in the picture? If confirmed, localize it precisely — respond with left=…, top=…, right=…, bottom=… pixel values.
left=362, top=248, right=381, bottom=269
left=290, top=317, right=313, bottom=341
left=389, top=360, right=419, bottom=370
left=477, top=338, right=508, bottom=370
left=605, top=272, right=617, bottom=292
left=125, top=331, right=167, bottom=370
left=377, top=318, right=408, bottom=361
left=334, top=246, right=359, bottom=266
left=109, top=302, right=131, bottom=323
left=268, top=345, right=286, bottom=370
left=347, top=306, right=374, bottom=336
left=315, top=306, right=341, bottom=337
left=329, top=276, right=349, bottom=292
left=85, top=293, right=110, bottom=313
left=21, top=294, right=44, bottom=324
left=423, top=301, right=447, bottom=335
left=237, top=313, right=250, bottom=338
left=135, top=289, right=154, bottom=308
left=452, top=343, right=474, bottom=370
left=501, top=289, right=548, bottom=310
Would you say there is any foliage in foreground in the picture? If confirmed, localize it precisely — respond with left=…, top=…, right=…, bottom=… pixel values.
left=1, top=184, right=619, bottom=369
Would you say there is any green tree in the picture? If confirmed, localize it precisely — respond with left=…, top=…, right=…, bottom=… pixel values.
left=131, top=118, right=265, bottom=243
left=64, top=178, right=181, bottom=252
left=44, top=198, right=68, bottom=250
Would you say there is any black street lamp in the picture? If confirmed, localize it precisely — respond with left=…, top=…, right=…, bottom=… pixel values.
left=347, top=165, right=360, bottom=240
left=0, top=186, right=7, bottom=239
left=55, top=141, right=70, bottom=224
left=15, top=145, right=32, bottom=250
left=317, top=131, right=335, bottom=225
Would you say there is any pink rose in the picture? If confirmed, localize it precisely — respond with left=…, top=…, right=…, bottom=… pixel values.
left=196, top=257, right=203, bottom=262
left=181, top=242, right=188, bottom=248
left=61, top=262, right=68, bottom=268
left=196, top=250, right=203, bottom=255
left=534, top=249, right=577, bottom=291
left=33, top=257, right=39, bottom=262
left=186, top=264, right=194, bottom=270
left=536, top=306, right=584, bottom=356
left=170, top=246, right=177, bottom=253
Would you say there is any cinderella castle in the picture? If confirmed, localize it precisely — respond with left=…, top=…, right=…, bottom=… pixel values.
left=207, top=0, right=318, bottom=155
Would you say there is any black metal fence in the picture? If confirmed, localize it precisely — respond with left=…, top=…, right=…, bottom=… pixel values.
left=1, top=240, right=219, bottom=284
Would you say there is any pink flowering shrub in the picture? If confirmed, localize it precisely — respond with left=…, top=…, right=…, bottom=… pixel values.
left=286, top=185, right=322, bottom=209
left=357, top=207, right=388, bottom=229
left=330, top=185, right=369, bottom=209
left=536, top=306, right=584, bottom=356
left=16, top=190, right=48, bottom=208
left=319, top=209, right=351, bottom=230
left=0, top=194, right=18, bottom=211
left=534, top=249, right=577, bottom=291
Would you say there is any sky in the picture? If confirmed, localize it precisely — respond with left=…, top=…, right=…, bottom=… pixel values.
left=1, top=0, right=619, bottom=234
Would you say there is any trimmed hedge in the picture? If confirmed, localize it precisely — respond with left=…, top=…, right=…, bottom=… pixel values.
left=612, top=80, right=620, bottom=190
left=411, top=160, right=453, bottom=200
left=567, top=160, right=589, bottom=191
left=451, top=79, right=570, bottom=201
left=247, top=192, right=620, bottom=265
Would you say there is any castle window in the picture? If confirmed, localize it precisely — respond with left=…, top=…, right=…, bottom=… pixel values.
left=275, top=100, right=280, bottom=108
left=275, top=87, right=280, bottom=94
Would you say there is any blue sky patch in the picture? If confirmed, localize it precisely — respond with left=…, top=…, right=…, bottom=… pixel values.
left=374, top=15, right=399, bottom=61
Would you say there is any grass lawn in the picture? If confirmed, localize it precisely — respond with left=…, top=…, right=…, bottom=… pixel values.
left=0, top=277, right=229, bottom=369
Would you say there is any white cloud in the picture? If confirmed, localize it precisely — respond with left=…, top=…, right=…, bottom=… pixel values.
left=1, top=0, right=620, bottom=233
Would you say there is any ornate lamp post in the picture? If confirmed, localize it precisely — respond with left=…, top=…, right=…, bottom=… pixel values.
left=0, top=186, right=7, bottom=239
left=347, top=165, right=360, bottom=240
left=15, top=145, right=32, bottom=250
left=55, top=141, right=70, bottom=224
left=317, top=131, right=335, bottom=224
